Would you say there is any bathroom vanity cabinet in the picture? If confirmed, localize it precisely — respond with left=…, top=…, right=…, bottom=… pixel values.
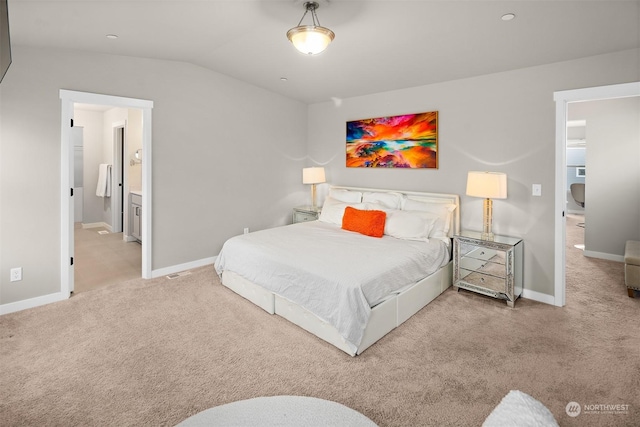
left=130, top=193, right=142, bottom=242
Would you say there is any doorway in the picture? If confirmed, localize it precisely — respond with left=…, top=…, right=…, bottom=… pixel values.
left=60, top=90, right=154, bottom=298
left=70, top=108, right=142, bottom=294
left=554, top=82, right=640, bottom=307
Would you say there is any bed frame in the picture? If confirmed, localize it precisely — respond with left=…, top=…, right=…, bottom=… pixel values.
left=220, top=186, right=460, bottom=356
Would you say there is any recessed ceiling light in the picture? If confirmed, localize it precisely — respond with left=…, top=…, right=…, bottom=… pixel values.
left=501, top=13, right=516, bottom=21
left=106, top=34, right=119, bottom=40
left=280, top=77, right=288, bottom=82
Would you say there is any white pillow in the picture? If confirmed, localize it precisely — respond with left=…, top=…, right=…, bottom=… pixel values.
left=363, top=202, right=394, bottom=213
left=362, top=191, right=403, bottom=209
left=402, top=199, right=457, bottom=239
left=329, top=188, right=362, bottom=203
left=319, top=197, right=367, bottom=225
left=384, top=210, right=438, bottom=242
left=483, top=390, right=558, bottom=427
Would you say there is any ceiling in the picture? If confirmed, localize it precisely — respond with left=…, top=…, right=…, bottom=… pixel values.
left=7, top=0, right=640, bottom=104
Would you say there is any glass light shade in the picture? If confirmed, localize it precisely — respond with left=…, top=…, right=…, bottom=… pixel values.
left=302, top=167, right=326, bottom=184
left=287, top=26, right=335, bottom=55
left=466, top=171, right=507, bottom=199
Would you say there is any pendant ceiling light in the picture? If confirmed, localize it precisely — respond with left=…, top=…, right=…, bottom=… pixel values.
left=287, top=1, right=335, bottom=55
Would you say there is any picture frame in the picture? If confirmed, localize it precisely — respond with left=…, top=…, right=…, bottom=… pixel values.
left=346, top=111, right=438, bottom=168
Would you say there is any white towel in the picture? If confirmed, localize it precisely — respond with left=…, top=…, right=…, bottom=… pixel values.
left=96, top=164, right=112, bottom=197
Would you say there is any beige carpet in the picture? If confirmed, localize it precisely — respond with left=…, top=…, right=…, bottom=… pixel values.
left=73, top=223, right=142, bottom=294
left=1, top=216, right=638, bottom=426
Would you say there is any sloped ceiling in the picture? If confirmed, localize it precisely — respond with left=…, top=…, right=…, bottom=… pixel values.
left=8, top=0, right=640, bottom=103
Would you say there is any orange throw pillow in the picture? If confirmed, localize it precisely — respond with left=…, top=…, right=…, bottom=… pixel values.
left=342, top=206, right=386, bottom=238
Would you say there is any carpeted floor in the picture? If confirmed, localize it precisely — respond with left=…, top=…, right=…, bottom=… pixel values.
left=1, top=216, right=638, bottom=426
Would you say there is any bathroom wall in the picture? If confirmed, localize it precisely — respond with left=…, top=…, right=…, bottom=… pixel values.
left=73, top=109, right=104, bottom=225
left=127, top=108, right=143, bottom=193
left=74, top=106, right=143, bottom=232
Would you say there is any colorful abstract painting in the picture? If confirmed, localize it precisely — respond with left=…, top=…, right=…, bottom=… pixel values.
left=346, top=111, right=438, bottom=168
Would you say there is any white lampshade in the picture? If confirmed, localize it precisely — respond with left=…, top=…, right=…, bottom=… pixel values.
left=302, top=167, right=326, bottom=184
left=466, top=171, right=507, bottom=199
left=287, top=26, right=334, bottom=55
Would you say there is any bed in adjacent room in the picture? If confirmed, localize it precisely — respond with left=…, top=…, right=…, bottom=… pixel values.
left=214, top=186, right=460, bottom=356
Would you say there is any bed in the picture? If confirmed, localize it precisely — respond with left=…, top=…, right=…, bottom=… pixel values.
left=214, top=186, right=460, bottom=356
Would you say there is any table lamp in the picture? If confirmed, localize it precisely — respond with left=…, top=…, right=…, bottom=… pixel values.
left=302, top=167, right=326, bottom=209
left=466, top=171, right=507, bottom=241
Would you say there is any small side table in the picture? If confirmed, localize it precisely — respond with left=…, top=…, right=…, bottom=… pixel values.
left=453, top=230, right=523, bottom=307
left=293, top=206, right=322, bottom=224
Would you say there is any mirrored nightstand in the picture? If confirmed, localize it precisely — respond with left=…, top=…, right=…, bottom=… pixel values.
left=293, top=206, right=322, bottom=224
left=453, top=230, right=523, bottom=307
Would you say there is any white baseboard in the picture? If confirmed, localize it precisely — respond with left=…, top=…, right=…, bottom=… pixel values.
left=82, top=221, right=111, bottom=230
left=151, top=256, right=217, bottom=278
left=0, top=292, right=68, bottom=315
left=522, top=288, right=555, bottom=306
left=583, top=250, right=624, bottom=263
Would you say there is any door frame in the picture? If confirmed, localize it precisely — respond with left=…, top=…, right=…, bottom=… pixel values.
left=553, top=81, right=640, bottom=307
left=60, top=90, right=154, bottom=297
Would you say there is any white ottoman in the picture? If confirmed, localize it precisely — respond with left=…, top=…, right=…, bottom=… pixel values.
left=625, top=240, right=640, bottom=298
left=176, top=396, right=377, bottom=427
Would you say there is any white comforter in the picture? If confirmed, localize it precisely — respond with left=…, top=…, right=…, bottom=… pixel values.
left=214, top=221, right=449, bottom=349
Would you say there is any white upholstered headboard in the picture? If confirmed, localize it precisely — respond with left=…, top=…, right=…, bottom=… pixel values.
left=328, top=185, right=460, bottom=238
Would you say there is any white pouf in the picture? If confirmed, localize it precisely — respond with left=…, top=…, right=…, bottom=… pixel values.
left=483, top=390, right=558, bottom=427
left=176, top=395, right=377, bottom=427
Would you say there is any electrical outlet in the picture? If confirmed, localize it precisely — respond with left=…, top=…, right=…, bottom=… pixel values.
left=10, top=267, right=22, bottom=282
left=532, top=184, right=542, bottom=197
left=243, top=228, right=249, bottom=234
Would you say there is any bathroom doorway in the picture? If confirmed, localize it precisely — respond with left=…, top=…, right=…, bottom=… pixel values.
left=70, top=106, right=142, bottom=294
left=59, top=90, right=153, bottom=298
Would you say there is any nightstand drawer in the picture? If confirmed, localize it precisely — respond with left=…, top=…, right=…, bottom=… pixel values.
left=458, top=268, right=506, bottom=293
left=293, top=211, right=318, bottom=223
left=292, top=206, right=321, bottom=224
left=459, top=256, right=506, bottom=279
left=460, top=245, right=504, bottom=264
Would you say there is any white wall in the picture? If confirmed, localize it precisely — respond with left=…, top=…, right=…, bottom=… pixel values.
left=569, top=97, right=640, bottom=259
left=0, top=46, right=307, bottom=306
left=1, top=43, right=637, bottom=308
left=307, top=49, right=640, bottom=298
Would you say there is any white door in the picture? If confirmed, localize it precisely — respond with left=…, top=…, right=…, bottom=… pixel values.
left=112, top=126, right=125, bottom=233
left=73, top=127, right=84, bottom=223
left=69, top=126, right=83, bottom=293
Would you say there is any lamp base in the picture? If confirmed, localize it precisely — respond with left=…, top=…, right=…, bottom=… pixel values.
left=311, top=183, right=317, bottom=209
left=481, top=198, right=494, bottom=241
left=481, top=232, right=495, bottom=241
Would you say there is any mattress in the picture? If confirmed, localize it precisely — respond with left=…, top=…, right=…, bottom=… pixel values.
left=214, top=220, right=449, bottom=348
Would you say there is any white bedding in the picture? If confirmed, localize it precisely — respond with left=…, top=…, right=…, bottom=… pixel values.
left=214, top=220, right=449, bottom=348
